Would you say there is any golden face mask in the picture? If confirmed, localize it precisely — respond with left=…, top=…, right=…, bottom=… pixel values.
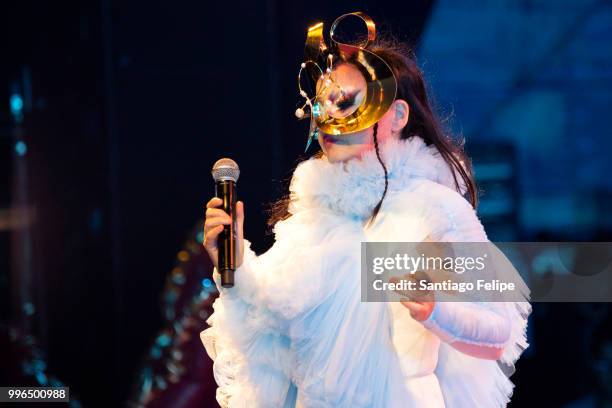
left=296, top=12, right=398, bottom=151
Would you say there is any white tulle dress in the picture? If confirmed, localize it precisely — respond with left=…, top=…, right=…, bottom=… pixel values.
left=201, top=135, right=531, bottom=407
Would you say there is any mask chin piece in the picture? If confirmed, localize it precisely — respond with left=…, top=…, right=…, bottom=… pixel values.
left=305, top=127, right=319, bottom=152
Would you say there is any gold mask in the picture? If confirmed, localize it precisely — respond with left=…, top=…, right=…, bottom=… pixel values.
left=296, top=12, right=398, bottom=151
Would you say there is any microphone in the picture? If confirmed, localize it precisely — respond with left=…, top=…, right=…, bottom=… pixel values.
left=211, top=158, right=240, bottom=288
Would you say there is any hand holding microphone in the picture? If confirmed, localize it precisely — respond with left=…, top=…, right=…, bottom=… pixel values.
left=203, top=158, right=244, bottom=288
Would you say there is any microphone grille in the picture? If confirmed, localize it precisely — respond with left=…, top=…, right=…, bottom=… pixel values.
left=212, top=158, right=240, bottom=182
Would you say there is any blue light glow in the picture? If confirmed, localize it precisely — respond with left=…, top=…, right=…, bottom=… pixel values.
left=150, top=346, right=162, bottom=359
left=15, top=141, right=27, bottom=156
left=156, top=334, right=172, bottom=347
left=10, top=94, right=23, bottom=115
left=196, top=230, right=204, bottom=243
left=36, top=371, right=48, bottom=385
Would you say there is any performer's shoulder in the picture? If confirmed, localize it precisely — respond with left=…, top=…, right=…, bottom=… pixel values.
left=386, top=179, right=474, bottom=217
left=383, top=180, right=486, bottom=241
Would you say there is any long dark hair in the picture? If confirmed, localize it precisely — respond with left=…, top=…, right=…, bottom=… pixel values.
left=267, top=37, right=478, bottom=228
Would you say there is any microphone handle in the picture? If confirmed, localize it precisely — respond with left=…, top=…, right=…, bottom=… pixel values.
left=215, top=179, right=237, bottom=287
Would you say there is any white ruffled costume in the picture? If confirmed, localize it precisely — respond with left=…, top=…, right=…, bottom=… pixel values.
left=201, top=135, right=531, bottom=407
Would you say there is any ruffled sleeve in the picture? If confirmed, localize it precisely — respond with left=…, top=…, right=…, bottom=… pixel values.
left=422, top=300, right=512, bottom=349
left=397, top=181, right=531, bottom=407
left=200, top=239, right=295, bottom=408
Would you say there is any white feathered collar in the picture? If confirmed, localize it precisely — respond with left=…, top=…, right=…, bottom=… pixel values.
left=288, top=135, right=466, bottom=220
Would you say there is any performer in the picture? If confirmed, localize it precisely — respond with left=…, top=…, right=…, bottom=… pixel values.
left=201, top=13, right=530, bottom=408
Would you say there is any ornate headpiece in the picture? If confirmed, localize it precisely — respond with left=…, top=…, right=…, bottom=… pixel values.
left=296, top=12, right=398, bottom=151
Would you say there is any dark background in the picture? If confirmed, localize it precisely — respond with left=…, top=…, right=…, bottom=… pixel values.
left=1, top=1, right=611, bottom=407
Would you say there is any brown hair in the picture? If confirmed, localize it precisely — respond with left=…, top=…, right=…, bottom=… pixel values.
left=267, top=37, right=478, bottom=228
